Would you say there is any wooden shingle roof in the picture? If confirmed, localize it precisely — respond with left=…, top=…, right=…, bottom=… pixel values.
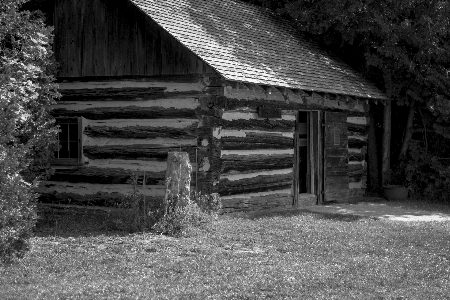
left=130, top=0, right=388, bottom=100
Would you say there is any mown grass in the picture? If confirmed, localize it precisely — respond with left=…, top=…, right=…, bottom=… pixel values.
left=1, top=208, right=450, bottom=299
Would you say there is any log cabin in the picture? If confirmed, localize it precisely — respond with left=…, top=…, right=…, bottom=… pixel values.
left=31, top=0, right=389, bottom=213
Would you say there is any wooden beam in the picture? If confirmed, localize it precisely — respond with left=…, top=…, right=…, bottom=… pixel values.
left=49, top=167, right=166, bottom=185
left=221, top=154, right=294, bottom=174
left=220, top=119, right=295, bottom=132
left=83, top=145, right=197, bottom=161
left=221, top=135, right=294, bottom=150
left=219, top=173, right=293, bottom=196
left=84, top=125, right=197, bottom=139
left=348, top=138, right=367, bottom=149
left=51, top=106, right=197, bottom=120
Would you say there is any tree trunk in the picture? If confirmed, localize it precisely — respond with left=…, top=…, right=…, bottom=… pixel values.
left=163, top=152, right=192, bottom=215
left=398, top=99, right=416, bottom=161
left=381, top=100, right=392, bottom=185
left=367, top=103, right=380, bottom=192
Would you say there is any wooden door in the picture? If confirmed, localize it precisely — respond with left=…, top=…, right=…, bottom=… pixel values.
left=323, top=111, right=348, bottom=202
left=293, top=111, right=321, bottom=205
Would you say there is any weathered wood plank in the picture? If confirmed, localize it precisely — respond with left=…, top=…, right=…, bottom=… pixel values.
left=51, top=106, right=197, bottom=120
left=49, top=167, right=167, bottom=185
left=59, top=87, right=165, bottom=100
left=349, top=163, right=364, bottom=175
left=220, top=193, right=293, bottom=213
left=348, top=138, right=367, bottom=149
left=219, top=97, right=367, bottom=114
left=220, top=119, right=295, bottom=132
left=221, top=154, right=294, bottom=173
left=84, top=125, right=197, bottom=139
left=59, top=87, right=205, bottom=101
left=83, top=145, right=196, bottom=161
left=347, top=123, right=369, bottom=135
left=348, top=152, right=365, bottom=162
left=57, top=74, right=214, bottom=84
left=323, top=176, right=349, bottom=201
left=221, top=135, right=294, bottom=150
left=85, top=159, right=169, bottom=172
left=55, top=0, right=216, bottom=77
left=219, top=173, right=293, bottom=196
left=349, top=174, right=367, bottom=183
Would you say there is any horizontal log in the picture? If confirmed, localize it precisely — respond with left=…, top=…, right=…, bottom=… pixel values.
left=83, top=145, right=197, bottom=161
left=59, top=87, right=166, bottom=100
left=220, top=194, right=293, bottom=213
left=348, top=138, right=367, bottom=149
left=221, top=154, right=294, bottom=173
left=349, top=174, right=367, bottom=183
left=347, top=123, right=369, bottom=134
left=49, top=167, right=167, bottom=185
left=219, top=173, right=293, bottom=196
left=51, top=106, right=197, bottom=120
left=59, top=87, right=204, bottom=101
left=349, top=164, right=364, bottom=175
left=220, top=97, right=367, bottom=114
left=56, top=74, right=213, bottom=83
left=220, top=118, right=295, bottom=132
left=349, top=152, right=365, bottom=162
left=222, top=135, right=294, bottom=150
left=84, top=125, right=197, bottom=139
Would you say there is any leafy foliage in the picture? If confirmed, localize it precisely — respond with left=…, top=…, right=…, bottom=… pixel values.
left=283, top=0, right=450, bottom=110
left=152, top=178, right=221, bottom=236
left=244, top=0, right=450, bottom=194
left=1, top=0, right=59, bottom=262
left=402, top=142, right=450, bottom=202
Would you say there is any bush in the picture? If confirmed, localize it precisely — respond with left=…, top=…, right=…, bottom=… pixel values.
left=1, top=1, right=59, bottom=262
left=116, top=173, right=222, bottom=235
left=0, top=148, right=37, bottom=263
left=403, top=143, right=450, bottom=202
left=152, top=191, right=221, bottom=237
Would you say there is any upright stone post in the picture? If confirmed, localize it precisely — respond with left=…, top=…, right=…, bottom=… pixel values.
left=164, top=152, right=192, bottom=215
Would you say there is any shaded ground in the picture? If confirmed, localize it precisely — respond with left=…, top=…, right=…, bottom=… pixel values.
left=242, top=197, right=450, bottom=222
left=305, top=200, right=450, bottom=222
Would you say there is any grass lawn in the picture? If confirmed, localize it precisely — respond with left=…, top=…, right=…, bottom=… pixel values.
left=1, top=208, right=450, bottom=299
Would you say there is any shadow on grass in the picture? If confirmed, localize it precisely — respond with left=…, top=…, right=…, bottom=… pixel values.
left=34, top=205, right=140, bottom=238
left=236, top=207, right=373, bottom=222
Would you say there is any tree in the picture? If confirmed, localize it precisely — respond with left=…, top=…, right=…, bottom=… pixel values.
left=0, top=0, right=58, bottom=262
left=245, top=0, right=450, bottom=186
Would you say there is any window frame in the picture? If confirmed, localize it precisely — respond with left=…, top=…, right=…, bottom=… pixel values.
left=51, top=117, right=83, bottom=166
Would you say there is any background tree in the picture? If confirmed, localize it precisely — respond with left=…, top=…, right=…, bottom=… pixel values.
left=244, top=0, right=450, bottom=189
left=0, top=0, right=58, bottom=262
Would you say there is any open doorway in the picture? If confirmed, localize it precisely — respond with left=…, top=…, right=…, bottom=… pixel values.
left=293, top=111, right=322, bottom=205
left=293, top=110, right=350, bottom=206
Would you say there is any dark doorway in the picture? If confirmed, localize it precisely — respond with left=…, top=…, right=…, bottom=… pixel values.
left=297, top=111, right=308, bottom=193
left=293, top=110, right=322, bottom=205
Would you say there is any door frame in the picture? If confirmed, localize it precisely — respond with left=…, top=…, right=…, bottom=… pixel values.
left=293, top=110, right=323, bottom=206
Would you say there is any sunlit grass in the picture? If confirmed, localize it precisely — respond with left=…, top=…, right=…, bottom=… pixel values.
left=1, top=209, right=449, bottom=299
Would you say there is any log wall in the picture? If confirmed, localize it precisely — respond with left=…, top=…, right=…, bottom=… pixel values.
left=38, top=75, right=219, bottom=207
left=211, top=82, right=371, bottom=211
left=39, top=76, right=373, bottom=212
left=347, top=116, right=369, bottom=198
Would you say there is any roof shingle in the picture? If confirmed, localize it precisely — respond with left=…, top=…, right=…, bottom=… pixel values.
left=130, top=0, right=388, bottom=100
